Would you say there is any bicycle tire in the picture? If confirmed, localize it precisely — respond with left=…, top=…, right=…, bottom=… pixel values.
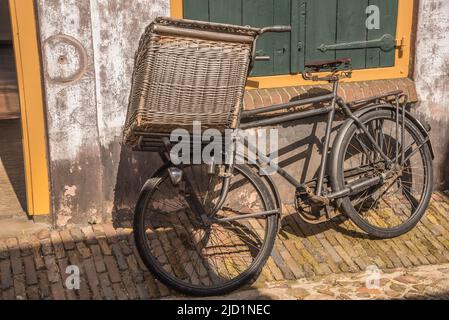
left=330, top=109, right=433, bottom=238
left=133, top=163, right=278, bottom=296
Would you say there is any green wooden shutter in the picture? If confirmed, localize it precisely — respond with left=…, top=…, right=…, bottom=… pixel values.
left=272, top=0, right=291, bottom=75
left=366, top=0, right=399, bottom=68
left=183, top=0, right=399, bottom=75
left=183, top=0, right=209, bottom=21
left=336, top=0, right=370, bottom=68
left=183, top=0, right=291, bottom=76
left=210, top=0, right=242, bottom=25
left=302, top=0, right=398, bottom=70
left=242, top=0, right=275, bottom=76
left=304, top=0, right=338, bottom=63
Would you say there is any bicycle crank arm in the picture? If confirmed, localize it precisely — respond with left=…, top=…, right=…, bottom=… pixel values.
left=210, top=209, right=279, bottom=224
left=327, top=173, right=390, bottom=200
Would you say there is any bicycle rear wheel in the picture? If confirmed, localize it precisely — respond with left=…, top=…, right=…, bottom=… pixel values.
left=331, top=108, right=433, bottom=238
left=133, top=163, right=278, bottom=296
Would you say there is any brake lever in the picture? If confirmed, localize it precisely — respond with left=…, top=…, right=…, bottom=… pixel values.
left=260, top=25, right=292, bottom=34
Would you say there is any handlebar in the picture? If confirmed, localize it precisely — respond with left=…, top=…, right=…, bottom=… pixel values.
left=249, top=25, right=292, bottom=73
left=259, top=25, right=292, bottom=34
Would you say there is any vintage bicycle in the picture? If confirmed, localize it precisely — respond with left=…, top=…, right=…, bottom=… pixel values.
left=123, top=18, right=434, bottom=296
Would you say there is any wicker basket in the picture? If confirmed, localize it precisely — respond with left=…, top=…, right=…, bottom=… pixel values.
left=123, top=17, right=259, bottom=147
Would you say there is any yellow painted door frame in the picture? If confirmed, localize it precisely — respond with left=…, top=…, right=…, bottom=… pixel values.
left=8, top=0, right=51, bottom=216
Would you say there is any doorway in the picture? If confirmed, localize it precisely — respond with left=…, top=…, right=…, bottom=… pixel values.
left=0, top=1, right=27, bottom=220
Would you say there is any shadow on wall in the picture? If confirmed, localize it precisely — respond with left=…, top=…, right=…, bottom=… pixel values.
left=267, top=87, right=344, bottom=202
left=411, top=108, right=449, bottom=191
left=112, top=145, right=163, bottom=228
left=442, top=134, right=449, bottom=191
left=434, top=126, right=449, bottom=191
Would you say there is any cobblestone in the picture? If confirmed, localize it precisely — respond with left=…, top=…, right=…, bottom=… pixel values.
left=0, top=192, right=448, bottom=299
left=215, top=263, right=449, bottom=300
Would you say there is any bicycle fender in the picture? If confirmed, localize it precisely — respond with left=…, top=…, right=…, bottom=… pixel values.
left=236, top=153, right=283, bottom=215
left=335, top=104, right=434, bottom=160
left=135, top=162, right=173, bottom=213
left=140, top=161, right=173, bottom=193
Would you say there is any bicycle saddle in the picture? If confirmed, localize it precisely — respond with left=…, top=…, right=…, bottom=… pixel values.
left=305, top=57, right=352, bottom=72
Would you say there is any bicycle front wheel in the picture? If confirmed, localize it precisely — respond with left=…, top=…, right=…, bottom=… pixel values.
left=133, top=163, right=278, bottom=296
left=331, top=108, right=433, bottom=238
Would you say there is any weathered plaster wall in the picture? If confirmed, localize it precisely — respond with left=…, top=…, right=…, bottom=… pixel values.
left=36, top=0, right=169, bottom=226
left=36, top=0, right=449, bottom=226
left=413, top=0, right=449, bottom=189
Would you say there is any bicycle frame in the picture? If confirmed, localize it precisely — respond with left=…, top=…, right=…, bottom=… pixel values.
left=150, top=23, right=432, bottom=222
left=131, top=22, right=436, bottom=295
left=239, top=81, right=404, bottom=201
left=151, top=76, right=419, bottom=222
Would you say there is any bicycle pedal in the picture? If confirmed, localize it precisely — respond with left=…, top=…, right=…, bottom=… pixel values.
left=296, top=185, right=330, bottom=206
left=308, top=195, right=330, bottom=206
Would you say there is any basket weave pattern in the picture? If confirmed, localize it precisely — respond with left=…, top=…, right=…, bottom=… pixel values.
left=123, top=18, right=256, bottom=147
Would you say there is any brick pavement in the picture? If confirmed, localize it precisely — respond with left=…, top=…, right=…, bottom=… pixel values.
left=1, top=192, right=449, bottom=300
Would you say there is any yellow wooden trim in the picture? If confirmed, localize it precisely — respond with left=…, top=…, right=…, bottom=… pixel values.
left=245, top=65, right=409, bottom=89
left=170, top=0, right=183, bottom=19
left=9, top=0, right=50, bottom=216
left=171, top=0, right=414, bottom=89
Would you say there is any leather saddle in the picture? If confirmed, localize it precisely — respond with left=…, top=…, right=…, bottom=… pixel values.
left=305, top=57, right=352, bottom=72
